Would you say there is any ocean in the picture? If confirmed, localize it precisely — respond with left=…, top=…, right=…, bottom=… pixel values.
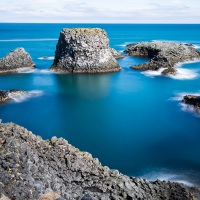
left=0, top=23, right=200, bottom=186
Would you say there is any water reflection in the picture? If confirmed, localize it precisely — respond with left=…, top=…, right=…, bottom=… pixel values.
left=55, top=73, right=114, bottom=99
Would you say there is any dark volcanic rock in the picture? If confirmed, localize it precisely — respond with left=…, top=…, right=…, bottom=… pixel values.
left=0, top=48, right=35, bottom=73
left=50, top=28, right=121, bottom=73
left=182, top=95, right=200, bottom=109
left=125, top=41, right=200, bottom=75
left=0, top=89, right=27, bottom=103
left=0, top=121, right=200, bottom=200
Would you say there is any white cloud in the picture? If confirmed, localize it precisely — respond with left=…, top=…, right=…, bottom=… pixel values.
left=0, top=0, right=199, bottom=23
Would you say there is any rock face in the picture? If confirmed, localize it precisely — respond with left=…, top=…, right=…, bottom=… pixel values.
left=50, top=28, right=121, bottom=73
left=0, top=89, right=28, bottom=103
left=125, top=41, right=200, bottom=75
left=0, top=48, right=35, bottom=73
left=182, top=95, right=200, bottom=109
left=0, top=121, right=200, bottom=200
left=110, top=48, right=124, bottom=59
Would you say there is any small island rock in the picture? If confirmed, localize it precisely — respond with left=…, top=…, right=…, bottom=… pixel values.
left=0, top=48, right=35, bottom=73
left=125, top=41, right=200, bottom=75
left=50, top=28, right=121, bottom=73
left=0, top=89, right=27, bottom=103
left=182, top=95, right=200, bottom=109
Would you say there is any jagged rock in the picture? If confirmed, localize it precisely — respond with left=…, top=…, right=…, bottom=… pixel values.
left=124, top=41, right=200, bottom=75
left=0, top=48, right=35, bottom=73
left=50, top=28, right=121, bottom=73
left=0, top=89, right=28, bottom=103
left=182, top=95, right=200, bottom=109
left=0, top=121, right=200, bottom=200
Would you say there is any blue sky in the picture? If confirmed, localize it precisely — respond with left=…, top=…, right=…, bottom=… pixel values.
left=1, top=0, right=200, bottom=23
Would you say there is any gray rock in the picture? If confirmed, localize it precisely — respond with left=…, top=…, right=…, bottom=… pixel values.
left=0, top=89, right=28, bottom=103
left=162, top=67, right=177, bottom=75
left=50, top=28, right=121, bottom=73
left=110, top=48, right=124, bottom=59
left=124, top=41, right=200, bottom=74
left=0, top=121, right=200, bottom=200
left=0, top=48, right=35, bottom=73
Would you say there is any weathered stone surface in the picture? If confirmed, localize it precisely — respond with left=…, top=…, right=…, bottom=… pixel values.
left=182, top=95, right=200, bottom=109
left=50, top=28, right=121, bottom=73
left=110, top=48, right=124, bottom=59
left=0, top=89, right=27, bottom=103
left=0, top=48, right=35, bottom=73
left=0, top=120, right=200, bottom=199
left=125, top=41, right=200, bottom=75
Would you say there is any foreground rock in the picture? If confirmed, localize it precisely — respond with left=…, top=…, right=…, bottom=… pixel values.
left=125, top=41, right=200, bottom=75
left=0, top=89, right=28, bottom=103
left=0, top=48, right=35, bottom=73
left=0, top=121, right=200, bottom=200
left=50, top=28, right=121, bottom=73
left=182, top=95, right=200, bottom=110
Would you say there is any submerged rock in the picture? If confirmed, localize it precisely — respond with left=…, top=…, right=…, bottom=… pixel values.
left=125, top=41, right=200, bottom=75
left=0, top=48, right=35, bottom=73
left=50, top=28, right=121, bottom=73
left=0, top=121, right=199, bottom=199
left=182, top=95, right=200, bottom=109
left=0, top=89, right=28, bottom=103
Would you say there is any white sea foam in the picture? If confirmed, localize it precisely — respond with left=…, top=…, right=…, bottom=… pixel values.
left=8, top=90, right=43, bottom=103
left=141, top=60, right=200, bottom=80
left=143, top=171, right=194, bottom=186
left=141, top=68, right=165, bottom=78
left=0, top=38, right=57, bottom=42
left=37, top=56, right=54, bottom=60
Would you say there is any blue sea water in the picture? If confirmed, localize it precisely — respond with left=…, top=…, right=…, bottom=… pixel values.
left=0, top=24, right=200, bottom=186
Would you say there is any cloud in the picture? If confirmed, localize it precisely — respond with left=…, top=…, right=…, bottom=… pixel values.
left=0, top=0, right=199, bottom=23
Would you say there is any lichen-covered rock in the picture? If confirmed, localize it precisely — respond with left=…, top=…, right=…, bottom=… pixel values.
left=125, top=41, right=200, bottom=75
left=182, top=95, right=200, bottom=109
left=50, top=28, right=121, bottom=73
left=0, top=89, right=28, bottom=103
left=0, top=121, right=199, bottom=200
left=0, top=48, right=35, bottom=73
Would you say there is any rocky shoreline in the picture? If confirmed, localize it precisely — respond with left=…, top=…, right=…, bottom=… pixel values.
left=0, top=121, right=200, bottom=200
left=51, top=28, right=121, bottom=73
left=0, top=48, right=35, bottom=73
left=0, top=90, right=28, bottom=103
left=124, top=41, right=200, bottom=75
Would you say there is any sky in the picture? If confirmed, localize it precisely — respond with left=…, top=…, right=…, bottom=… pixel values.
left=0, top=0, right=200, bottom=23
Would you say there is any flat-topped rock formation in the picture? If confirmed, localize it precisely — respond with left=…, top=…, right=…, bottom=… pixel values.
left=0, top=48, right=35, bottom=73
left=0, top=121, right=200, bottom=200
left=0, top=89, right=28, bottom=103
left=182, top=95, right=200, bottom=110
left=125, top=41, right=200, bottom=75
left=50, top=28, right=121, bottom=73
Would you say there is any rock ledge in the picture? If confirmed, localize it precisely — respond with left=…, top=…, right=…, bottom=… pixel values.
left=0, top=121, right=200, bottom=200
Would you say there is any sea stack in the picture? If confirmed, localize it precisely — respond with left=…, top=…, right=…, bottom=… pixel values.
left=125, top=41, right=200, bottom=75
left=0, top=48, right=35, bottom=73
left=50, top=28, right=121, bottom=73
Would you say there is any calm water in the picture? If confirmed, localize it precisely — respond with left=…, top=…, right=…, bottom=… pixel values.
left=0, top=24, right=200, bottom=186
